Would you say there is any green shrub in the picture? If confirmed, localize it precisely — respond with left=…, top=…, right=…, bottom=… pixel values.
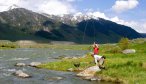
left=118, top=38, right=129, bottom=50
left=109, top=46, right=122, bottom=54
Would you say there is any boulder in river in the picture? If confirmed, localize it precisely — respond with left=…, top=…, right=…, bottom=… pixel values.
left=15, top=63, right=26, bottom=67
left=14, top=70, right=31, bottom=78
left=77, top=66, right=101, bottom=77
left=29, top=62, right=41, bottom=67
left=122, top=49, right=136, bottom=54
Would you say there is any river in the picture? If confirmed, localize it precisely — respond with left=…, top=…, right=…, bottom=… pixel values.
left=0, top=48, right=110, bottom=84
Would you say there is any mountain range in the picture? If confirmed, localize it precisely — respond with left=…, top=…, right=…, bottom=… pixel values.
left=141, top=33, right=146, bottom=38
left=0, top=7, right=143, bottom=44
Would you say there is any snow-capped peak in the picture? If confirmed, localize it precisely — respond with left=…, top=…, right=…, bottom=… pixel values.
left=8, top=4, right=20, bottom=10
left=40, top=12, right=102, bottom=24
left=71, top=12, right=100, bottom=22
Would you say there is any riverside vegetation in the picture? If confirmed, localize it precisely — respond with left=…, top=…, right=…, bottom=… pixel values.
left=0, top=38, right=146, bottom=83
left=37, top=38, right=146, bottom=84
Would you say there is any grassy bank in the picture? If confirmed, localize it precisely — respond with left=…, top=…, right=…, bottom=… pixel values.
left=38, top=39, right=146, bottom=84
left=0, top=40, right=18, bottom=49
left=0, top=40, right=90, bottom=50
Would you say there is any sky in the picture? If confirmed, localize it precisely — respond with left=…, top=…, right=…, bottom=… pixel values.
left=0, top=0, right=146, bottom=33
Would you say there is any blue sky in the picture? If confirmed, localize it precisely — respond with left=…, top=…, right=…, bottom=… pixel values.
left=74, top=0, right=115, bottom=12
left=0, top=0, right=146, bottom=33
left=75, top=0, right=145, bottom=21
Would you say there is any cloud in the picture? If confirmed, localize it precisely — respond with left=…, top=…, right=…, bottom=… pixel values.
left=0, top=0, right=20, bottom=11
left=142, top=23, right=146, bottom=32
left=65, top=0, right=76, bottom=2
left=0, top=0, right=77, bottom=15
left=84, top=8, right=94, bottom=12
left=86, top=12, right=108, bottom=19
left=112, top=0, right=139, bottom=13
left=143, top=23, right=146, bottom=28
left=62, top=0, right=82, bottom=2
left=37, top=0, right=76, bottom=15
left=110, top=16, right=146, bottom=33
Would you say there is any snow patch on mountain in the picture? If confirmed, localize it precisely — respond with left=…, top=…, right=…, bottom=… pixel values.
left=8, top=4, right=20, bottom=10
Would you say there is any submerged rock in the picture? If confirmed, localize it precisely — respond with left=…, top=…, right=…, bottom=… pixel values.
left=77, top=66, right=101, bottom=77
left=122, top=49, right=136, bottom=54
left=15, top=63, right=26, bottom=67
left=63, top=57, right=72, bottom=59
left=29, top=62, right=41, bottom=67
left=72, top=57, right=78, bottom=59
left=83, top=76, right=101, bottom=81
left=54, top=55, right=66, bottom=59
left=14, top=70, right=31, bottom=78
left=47, top=77, right=64, bottom=81
left=67, top=68, right=74, bottom=72
left=90, top=77, right=101, bottom=81
left=11, top=58, right=29, bottom=61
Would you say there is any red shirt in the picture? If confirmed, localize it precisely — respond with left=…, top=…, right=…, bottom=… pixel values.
left=94, top=47, right=99, bottom=55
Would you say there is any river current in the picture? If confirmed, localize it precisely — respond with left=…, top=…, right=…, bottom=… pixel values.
left=0, top=48, right=110, bottom=84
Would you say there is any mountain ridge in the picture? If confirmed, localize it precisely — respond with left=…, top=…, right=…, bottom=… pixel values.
left=0, top=8, right=143, bottom=44
left=141, top=33, right=146, bottom=38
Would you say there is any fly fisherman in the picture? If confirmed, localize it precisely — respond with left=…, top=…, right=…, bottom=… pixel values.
left=92, top=42, right=106, bottom=69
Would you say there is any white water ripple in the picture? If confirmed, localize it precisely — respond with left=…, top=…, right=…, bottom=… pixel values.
left=10, top=58, right=29, bottom=61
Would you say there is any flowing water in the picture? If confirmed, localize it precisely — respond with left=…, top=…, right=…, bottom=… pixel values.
left=0, top=48, right=110, bottom=84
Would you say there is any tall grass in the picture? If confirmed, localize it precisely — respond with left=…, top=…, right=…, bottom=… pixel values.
left=0, top=40, right=18, bottom=48
left=38, top=39, right=146, bottom=84
left=38, top=54, right=94, bottom=71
